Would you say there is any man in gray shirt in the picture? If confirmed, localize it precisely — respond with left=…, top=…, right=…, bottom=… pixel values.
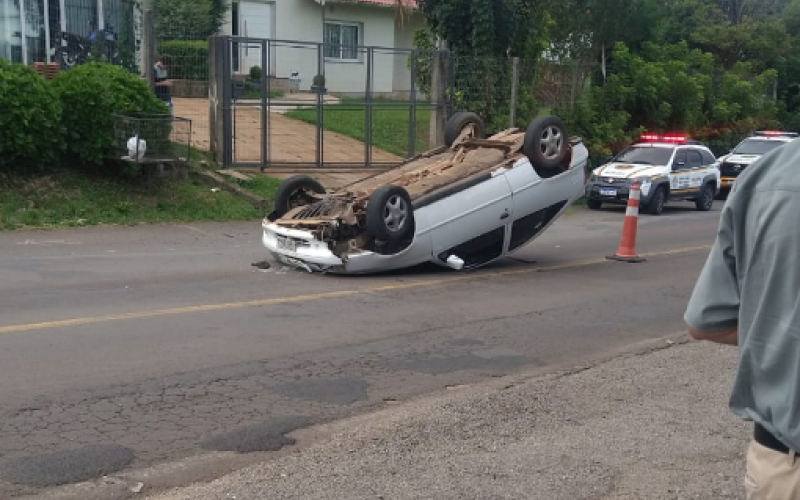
left=685, top=136, right=800, bottom=499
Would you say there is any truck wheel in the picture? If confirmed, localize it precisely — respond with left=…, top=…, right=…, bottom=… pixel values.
left=272, top=175, right=326, bottom=219
left=366, top=185, right=414, bottom=243
left=524, top=115, right=570, bottom=178
left=444, top=112, right=485, bottom=148
left=695, top=183, right=714, bottom=212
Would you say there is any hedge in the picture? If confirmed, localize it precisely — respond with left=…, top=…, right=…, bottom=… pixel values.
left=158, top=40, right=209, bottom=81
left=0, top=60, right=65, bottom=170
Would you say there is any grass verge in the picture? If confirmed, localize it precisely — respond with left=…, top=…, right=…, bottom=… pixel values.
left=0, top=167, right=279, bottom=231
left=284, top=97, right=432, bottom=157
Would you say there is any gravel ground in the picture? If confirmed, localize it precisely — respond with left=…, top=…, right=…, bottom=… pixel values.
left=146, top=338, right=749, bottom=500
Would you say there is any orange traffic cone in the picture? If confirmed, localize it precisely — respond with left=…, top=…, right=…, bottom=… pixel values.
left=607, top=179, right=646, bottom=263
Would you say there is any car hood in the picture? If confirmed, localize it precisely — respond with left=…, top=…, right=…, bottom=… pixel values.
left=723, top=154, right=760, bottom=165
left=594, top=162, right=667, bottom=179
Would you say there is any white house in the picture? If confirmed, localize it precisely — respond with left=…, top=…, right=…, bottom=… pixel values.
left=221, top=0, right=427, bottom=97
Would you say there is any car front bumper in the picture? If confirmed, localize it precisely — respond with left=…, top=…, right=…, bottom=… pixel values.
left=262, top=222, right=346, bottom=273
left=585, top=181, right=655, bottom=205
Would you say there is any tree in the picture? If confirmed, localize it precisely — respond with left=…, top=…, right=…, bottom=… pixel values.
left=154, top=0, right=229, bottom=39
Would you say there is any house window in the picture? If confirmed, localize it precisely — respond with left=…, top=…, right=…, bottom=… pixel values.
left=324, top=21, right=359, bottom=61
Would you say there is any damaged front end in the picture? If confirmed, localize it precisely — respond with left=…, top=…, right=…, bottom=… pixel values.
left=263, top=191, right=384, bottom=273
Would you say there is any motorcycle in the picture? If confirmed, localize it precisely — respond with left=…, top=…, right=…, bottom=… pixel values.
left=54, top=23, right=119, bottom=70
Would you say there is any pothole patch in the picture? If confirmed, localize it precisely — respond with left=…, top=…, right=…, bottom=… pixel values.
left=0, top=444, right=135, bottom=487
left=200, top=415, right=312, bottom=453
left=273, top=377, right=370, bottom=405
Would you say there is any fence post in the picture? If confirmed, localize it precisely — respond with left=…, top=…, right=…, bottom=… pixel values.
left=209, top=36, right=232, bottom=167
left=141, top=9, right=155, bottom=91
left=428, top=42, right=446, bottom=149
left=509, top=57, right=520, bottom=129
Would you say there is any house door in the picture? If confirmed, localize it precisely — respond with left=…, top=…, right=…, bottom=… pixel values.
left=237, top=1, right=274, bottom=76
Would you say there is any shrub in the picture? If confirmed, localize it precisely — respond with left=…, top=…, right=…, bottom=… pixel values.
left=0, top=60, right=65, bottom=170
left=158, top=40, right=209, bottom=80
left=249, top=65, right=262, bottom=82
left=50, top=62, right=169, bottom=165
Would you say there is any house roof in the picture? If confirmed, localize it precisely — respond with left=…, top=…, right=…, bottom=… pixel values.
left=317, top=0, right=418, bottom=8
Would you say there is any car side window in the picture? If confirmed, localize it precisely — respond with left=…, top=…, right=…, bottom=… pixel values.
left=700, top=150, right=716, bottom=165
left=672, top=150, right=688, bottom=171
left=687, top=150, right=703, bottom=169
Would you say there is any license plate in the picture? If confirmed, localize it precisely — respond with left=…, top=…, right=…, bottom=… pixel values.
left=276, top=235, right=297, bottom=252
left=599, top=188, right=617, bottom=196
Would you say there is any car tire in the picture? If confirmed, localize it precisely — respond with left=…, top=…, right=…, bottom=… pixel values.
left=524, top=115, right=570, bottom=178
left=444, top=112, right=486, bottom=148
left=366, top=185, right=414, bottom=243
left=272, top=175, right=326, bottom=219
left=587, top=199, right=602, bottom=210
left=647, top=186, right=667, bottom=216
left=695, top=183, right=714, bottom=211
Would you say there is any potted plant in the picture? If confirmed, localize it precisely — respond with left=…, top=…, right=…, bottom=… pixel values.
left=311, top=74, right=326, bottom=94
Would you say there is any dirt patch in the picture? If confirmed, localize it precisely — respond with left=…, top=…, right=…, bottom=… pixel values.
left=172, top=98, right=402, bottom=165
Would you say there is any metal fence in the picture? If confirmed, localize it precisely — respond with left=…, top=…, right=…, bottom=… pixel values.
left=209, top=36, right=453, bottom=169
left=208, top=35, right=596, bottom=170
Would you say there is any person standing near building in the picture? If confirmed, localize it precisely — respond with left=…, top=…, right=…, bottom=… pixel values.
left=684, top=137, right=800, bottom=499
left=153, top=55, right=173, bottom=116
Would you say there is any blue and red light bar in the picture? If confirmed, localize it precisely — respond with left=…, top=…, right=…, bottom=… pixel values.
left=640, top=133, right=688, bottom=143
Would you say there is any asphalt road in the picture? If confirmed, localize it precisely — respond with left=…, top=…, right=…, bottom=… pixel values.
left=0, top=202, right=723, bottom=497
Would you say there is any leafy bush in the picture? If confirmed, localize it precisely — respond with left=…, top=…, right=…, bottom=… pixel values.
left=51, top=62, right=169, bottom=165
left=158, top=40, right=209, bottom=80
left=249, top=65, right=262, bottom=82
left=0, top=60, right=65, bottom=170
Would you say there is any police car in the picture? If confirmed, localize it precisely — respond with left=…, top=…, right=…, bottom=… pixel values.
left=717, top=131, right=799, bottom=199
left=585, top=134, right=721, bottom=216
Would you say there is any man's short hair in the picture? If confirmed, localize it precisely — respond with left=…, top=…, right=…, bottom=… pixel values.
left=158, top=55, right=173, bottom=66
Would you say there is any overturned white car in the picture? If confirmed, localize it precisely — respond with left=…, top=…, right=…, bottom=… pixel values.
left=261, top=113, right=589, bottom=274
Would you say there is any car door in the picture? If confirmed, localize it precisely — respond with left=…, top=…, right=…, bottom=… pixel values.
left=683, top=149, right=708, bottom=195
left=428, top=168, right=514, bottom=268
left=669, top=150, right=693, bottom=195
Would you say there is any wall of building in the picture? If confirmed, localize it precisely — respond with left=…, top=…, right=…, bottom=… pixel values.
left=223, top=0, right=428, bottom=95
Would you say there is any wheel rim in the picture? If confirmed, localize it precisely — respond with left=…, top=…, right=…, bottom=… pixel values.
left=539, top=125, right=564, bottom=160
left=703, top=188, right=713, bottom=208
left=383, top=195, right=408, bottom=233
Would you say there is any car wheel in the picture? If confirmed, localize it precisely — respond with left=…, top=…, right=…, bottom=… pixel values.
left=524, top=115, right=570, bottom=178
left=587, top=199, right=602, bottom=210
left=444, top=112, right=486, bottom=148
left=366, top=185, right=414, bottom=243
left=695, top=183, right=714, bottom=211
left=272, top=175, right=326, bottom=219
left=647, top=187, right=666, bottom=216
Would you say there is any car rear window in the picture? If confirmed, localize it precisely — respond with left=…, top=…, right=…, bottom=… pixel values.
left=732, top=140, right=786, bottom=155
left=613, top=146, right=674, bottom=165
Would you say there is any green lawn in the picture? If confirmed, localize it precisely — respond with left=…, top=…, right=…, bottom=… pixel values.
left=285, top=98, right=432, bottom=157
left=229, top=174, right=283, bottom=201
left=0, top=167, right=277, bottom=231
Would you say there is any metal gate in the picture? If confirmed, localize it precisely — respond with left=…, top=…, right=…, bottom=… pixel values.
left=209, top=36, right=454, bottom=169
